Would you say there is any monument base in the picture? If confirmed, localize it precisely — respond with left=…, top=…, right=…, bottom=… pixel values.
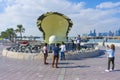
left=2, top=48, right=100, bottom=60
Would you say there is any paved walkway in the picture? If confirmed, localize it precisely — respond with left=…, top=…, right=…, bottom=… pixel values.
left=0, top=45, right=120, bottom=80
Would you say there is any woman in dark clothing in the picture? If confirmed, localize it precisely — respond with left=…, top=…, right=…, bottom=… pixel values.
left=52, top=43, right=61, bottom=68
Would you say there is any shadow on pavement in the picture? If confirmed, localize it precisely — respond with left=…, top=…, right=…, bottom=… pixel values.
left=58, top=62, right=73, bottom=65
left=59, top=65, right=90, bottom=68
left=114, top=69, right=120, bottom=72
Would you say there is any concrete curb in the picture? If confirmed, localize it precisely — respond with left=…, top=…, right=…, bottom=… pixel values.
left=65, top=50, right=100, bottom=60
left=2, top=48, right=100, bottom=60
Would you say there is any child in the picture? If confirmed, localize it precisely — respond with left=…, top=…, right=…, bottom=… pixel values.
left=105, top=44, right=115, bottom=72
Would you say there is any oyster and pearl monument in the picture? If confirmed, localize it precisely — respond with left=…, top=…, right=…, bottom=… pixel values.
left=37, top=12, right=73, bottom=44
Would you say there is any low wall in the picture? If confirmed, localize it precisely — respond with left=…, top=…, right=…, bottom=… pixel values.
left=2, top=48, right=100, bottom=60
left=2, top=49, right=53, bottom=60
left=2, top=41, right=119, bottom=60
left=65, top=50, right=101, bottom=60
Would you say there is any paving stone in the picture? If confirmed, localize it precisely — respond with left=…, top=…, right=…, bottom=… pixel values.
left=0, top=46, right=120, bottom=80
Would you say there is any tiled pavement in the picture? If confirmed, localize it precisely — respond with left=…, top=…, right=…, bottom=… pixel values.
left=0, top=45, right=120, bottom=80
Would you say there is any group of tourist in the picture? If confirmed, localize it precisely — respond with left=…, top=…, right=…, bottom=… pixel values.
left=42, top=35, right=116, bottom=72
left=65, top=35, right=82, bottom=52
left=73, top=35, right=81, bottom=51
left=42, top=35, right=82, bottom=68
left=42, top=42, right=66, bottom=68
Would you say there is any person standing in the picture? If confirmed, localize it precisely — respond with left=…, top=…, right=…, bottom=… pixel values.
left=52, top=43, right=61, bottom=68
left=76, top=35, right=81, bottom=51
left=103, top=37, right=108, bottom=46
left=105, top=44, right=115, bottom=72
left=73, top=37, right=77, bottom=51
left=60, top=42, right=66, bottom=60
left=43, top=43, right=48, bottom=65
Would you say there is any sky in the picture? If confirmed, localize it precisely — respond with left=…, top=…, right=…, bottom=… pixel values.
left=0, top=0, right=120, bottom=37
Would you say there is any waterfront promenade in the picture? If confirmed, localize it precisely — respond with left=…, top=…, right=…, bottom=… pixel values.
left=0, top=45, right=120, bottom=80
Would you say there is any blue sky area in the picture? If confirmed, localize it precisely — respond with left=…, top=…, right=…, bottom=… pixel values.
left=0, top=0, right=5, bottom=12
left=68, top=0, right=119, bottom=7
left=0, top=0, right=120, bottom=36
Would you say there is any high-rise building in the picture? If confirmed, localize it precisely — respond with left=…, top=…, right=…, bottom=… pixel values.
left=88, top=29, right=96, bottom=36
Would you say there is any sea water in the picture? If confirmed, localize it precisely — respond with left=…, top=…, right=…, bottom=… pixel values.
left=88, top=39, right=120, bottom=43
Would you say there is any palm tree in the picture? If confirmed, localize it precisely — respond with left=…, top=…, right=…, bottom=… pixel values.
left=16, top=25, right=25, bottom=40
left=1, top=31, right=8, bottom=38
left=1, top=28, right=16, bottom=42
left=6, top=28, right=16, bottom=42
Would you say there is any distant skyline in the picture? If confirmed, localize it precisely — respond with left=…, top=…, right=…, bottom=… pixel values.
left=0, top=0, right=120, bottom=37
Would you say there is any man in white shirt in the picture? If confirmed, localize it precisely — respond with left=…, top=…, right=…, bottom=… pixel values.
left=60, top=42, right=66, bottom=60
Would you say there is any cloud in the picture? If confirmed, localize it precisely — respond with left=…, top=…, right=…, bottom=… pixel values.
left=96, top=2, right=120, bottom=9
left=0, top=0, right=120, bottom=37
left=0, top=0, right=85, bottom=36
